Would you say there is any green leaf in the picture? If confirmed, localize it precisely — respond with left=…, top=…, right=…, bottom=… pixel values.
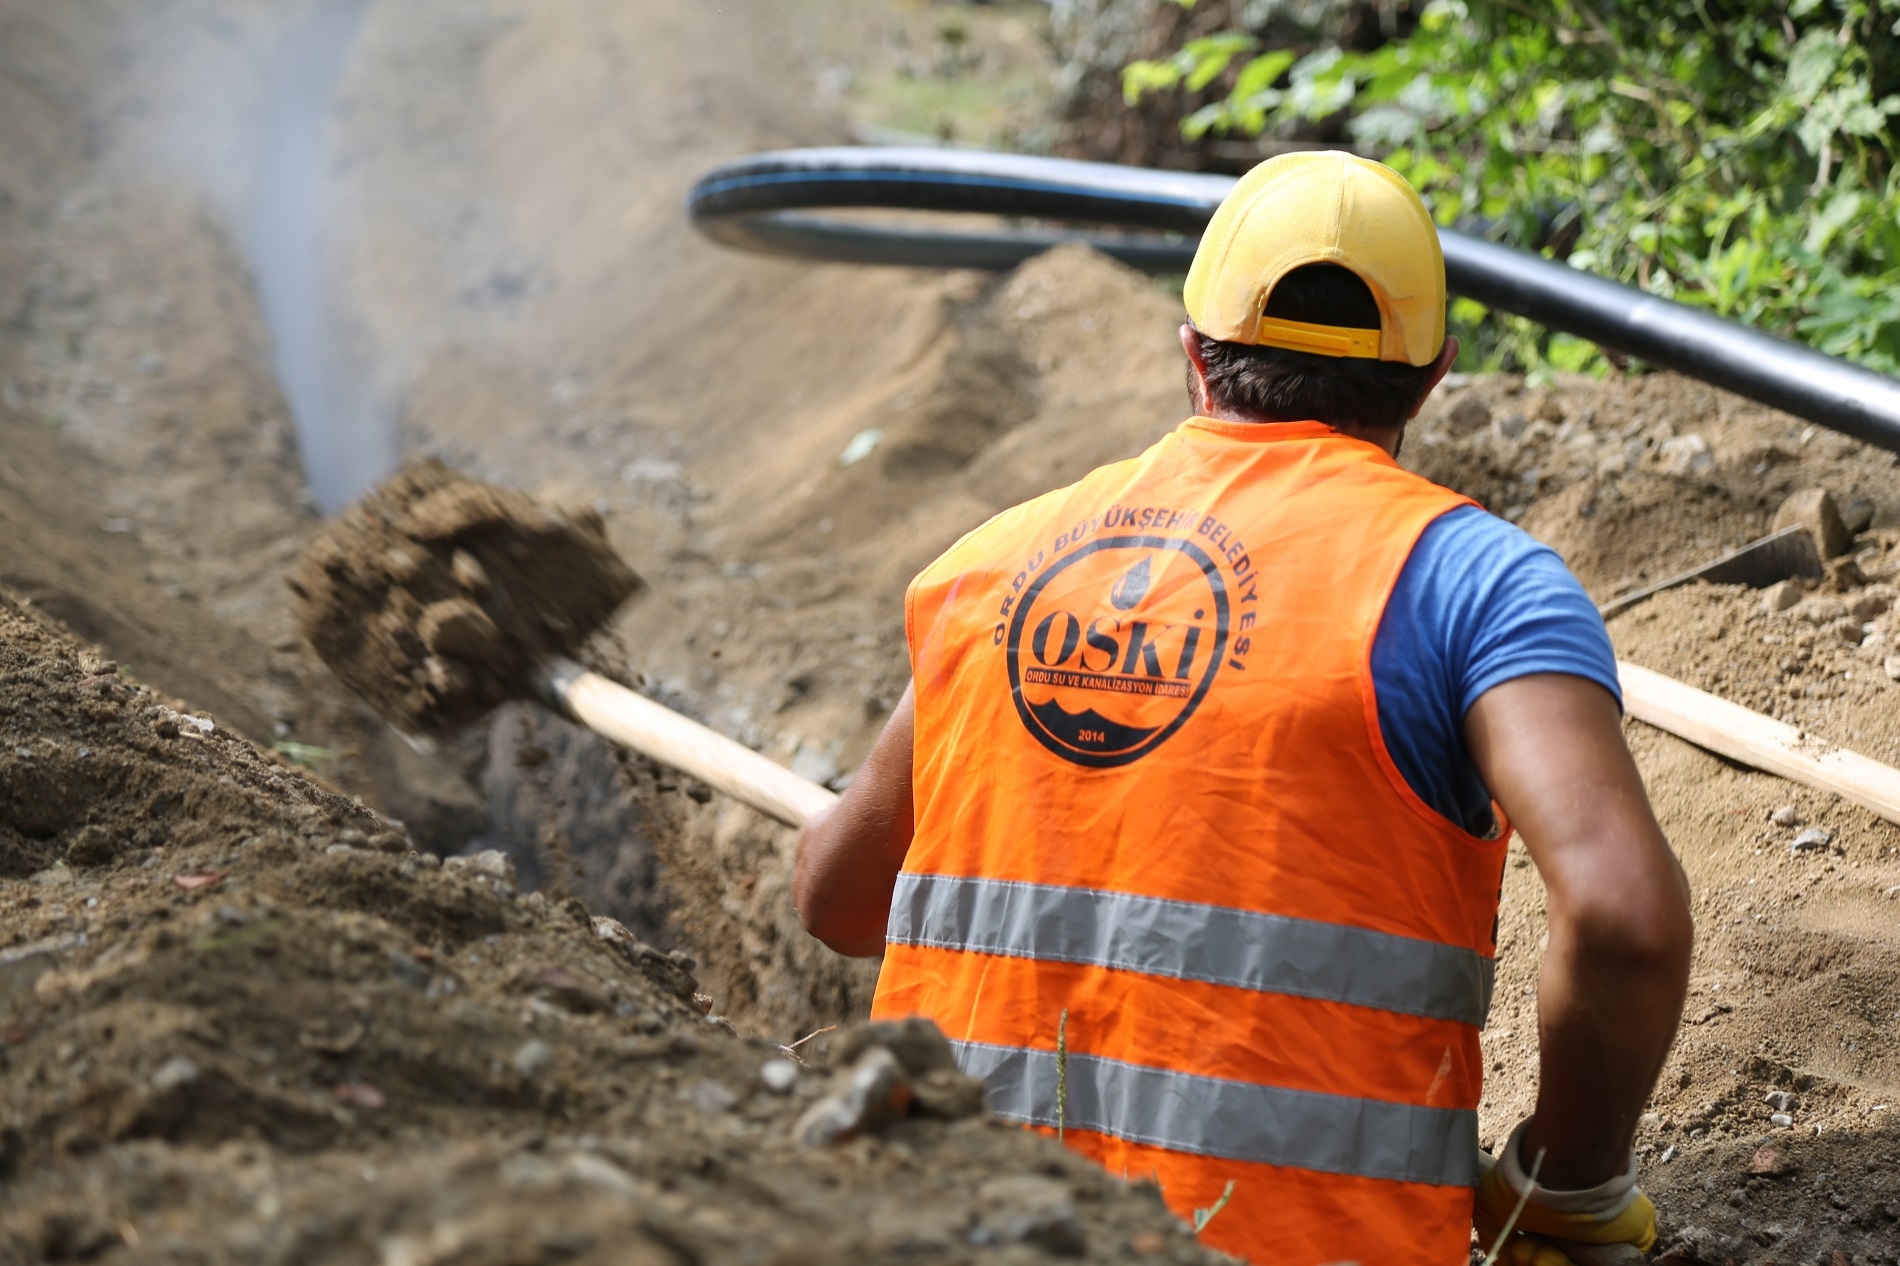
left=1451, top=297, right=1491, bottom=327
left=1787, top=31, right=1842, bottom=102
left=1796, top=105, right=1835, bottom=158
left=1181, top=102, right=1231, bottom=140
left=1231, top=50, right=1296, bottom=102
left=1119, top=1, right=1900, bottom=376
left=1121, top=59, right=1181, bottom=105
left=272, top=740, right=337, bottom=767
left=1547, top=333, right=1605, bottom=373
left=1181, top=33, right=1258, bottom=93
left=1838, top=98, right=1889, bottom=138
left=1351, top=105, right=1423, bottom=146
left=1192, top=1181, right=1237, bottom=1235
left=1808, top=188, right=1869, bottom=252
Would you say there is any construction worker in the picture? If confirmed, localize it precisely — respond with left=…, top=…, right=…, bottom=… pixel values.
left=792, top=152, right=1694, bottom=1265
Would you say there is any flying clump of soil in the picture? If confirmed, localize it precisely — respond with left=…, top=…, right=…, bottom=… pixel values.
left=291, top=459, right=643, bottom=736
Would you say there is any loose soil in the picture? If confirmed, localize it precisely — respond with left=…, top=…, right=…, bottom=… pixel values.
left=0, top=591, right=1218, bottom=1265
left=4, top=0, right=1900, bottom=1261
left=293, top=459, right=642, bottom=737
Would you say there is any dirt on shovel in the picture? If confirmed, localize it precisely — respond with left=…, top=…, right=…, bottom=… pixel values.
left=291, top=459, right=643, bottom=737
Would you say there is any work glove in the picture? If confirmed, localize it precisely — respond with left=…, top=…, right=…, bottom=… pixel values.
left=1473, top=1121, right=1657, bottom=1266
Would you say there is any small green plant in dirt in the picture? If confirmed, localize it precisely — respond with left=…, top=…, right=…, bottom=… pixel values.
left=191, top=916, right=282, bottom=953
left=1192, top=1179, right=1236, bottom=1234
left=1479, top=1145, right=1545, bottom=1265
left=1055, top=1006, right=1070, bottom=1143
left=272, top=739, right=337, bottom=769
left=1125, top=0, right=1900, bottom=378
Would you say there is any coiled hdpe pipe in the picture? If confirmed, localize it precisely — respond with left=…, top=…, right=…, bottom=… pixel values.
left=688, top=147, right=1900, bottom=455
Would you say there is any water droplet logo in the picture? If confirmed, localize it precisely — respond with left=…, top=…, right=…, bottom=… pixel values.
left=1108, top=555, right=1152, bottom=610
left=1006, top=536, right=1229, bottom=768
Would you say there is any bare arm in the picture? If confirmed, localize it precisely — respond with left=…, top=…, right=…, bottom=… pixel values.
left=792, top=684, right=917, bottom=957
left=1465, top=673, right=1693, bottom=1190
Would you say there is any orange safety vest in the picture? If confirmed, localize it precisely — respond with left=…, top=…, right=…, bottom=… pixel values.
left=872, top=418, right=1511, bottom=1266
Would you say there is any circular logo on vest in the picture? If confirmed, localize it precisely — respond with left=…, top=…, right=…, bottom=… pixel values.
left=1006, top=534, right=1229, bottom=768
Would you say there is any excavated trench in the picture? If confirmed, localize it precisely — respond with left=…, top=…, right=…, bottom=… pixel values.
left=3, top=1, right=1900, bottom=1261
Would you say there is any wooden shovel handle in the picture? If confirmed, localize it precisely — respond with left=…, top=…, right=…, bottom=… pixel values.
left=1619, top=660, right=1900, bottom=826
left=538, top=658, right=838, bottom=828
left=540, top=656, right=1900, bottom=832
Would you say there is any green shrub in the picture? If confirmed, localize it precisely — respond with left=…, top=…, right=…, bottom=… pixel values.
left=1124, top=1, right=1900, bottom=377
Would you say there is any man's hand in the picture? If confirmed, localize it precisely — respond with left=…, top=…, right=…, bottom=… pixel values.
left=1465, top=673, right=1693, bottom=1191
left=791, top=685, right=917, bottom=957
left=1474, top=1121, right=1657, bottom=1265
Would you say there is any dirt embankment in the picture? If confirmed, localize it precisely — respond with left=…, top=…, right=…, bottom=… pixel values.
left=0, top=5, right=274, bottom=741
left=0, top=590, right=1220, bottom=1265
left=591, top=246, right=1900, bottom=1261
left=0, top=0, right=490, bottom=853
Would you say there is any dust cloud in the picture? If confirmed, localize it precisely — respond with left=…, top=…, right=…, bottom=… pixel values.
left=136, top=0, right=388, bottom=509
left=241, top=0, right=386, bottom=509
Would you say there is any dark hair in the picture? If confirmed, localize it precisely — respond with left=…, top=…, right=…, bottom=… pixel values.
left=1192, top=263, right=1438, bottom=431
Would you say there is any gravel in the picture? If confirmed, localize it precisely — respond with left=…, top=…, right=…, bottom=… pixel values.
left=1790, top=828, right=1834, bottom=854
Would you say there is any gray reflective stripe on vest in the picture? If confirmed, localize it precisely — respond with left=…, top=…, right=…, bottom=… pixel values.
left=887, top=873, right=1493, bottom=1026
left=953, top=1039, right=1480, bottom=1188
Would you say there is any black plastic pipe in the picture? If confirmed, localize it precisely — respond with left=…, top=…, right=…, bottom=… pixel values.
left=687, top=147, right=1900, bottom=454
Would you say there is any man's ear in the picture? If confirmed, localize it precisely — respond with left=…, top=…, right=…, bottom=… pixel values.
left=1407, top=334, right=1460, bottom=420
left=1179, top=323, right=1213, bottom=415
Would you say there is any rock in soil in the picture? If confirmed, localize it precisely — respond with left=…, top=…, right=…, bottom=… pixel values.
left=1774, top=487, right=1854, bottom=560
left=291, top=459, right=643, bottom=737
left=0, top=587, right=1215, bottom=1264
left=795, top=1045, right=915, bottom=1146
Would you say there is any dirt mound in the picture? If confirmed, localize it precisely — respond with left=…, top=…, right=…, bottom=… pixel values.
left=0, top=0, right=508, bottom=857
left=1403, top=371, right=1898, bottom=596
left=1392, top=377, right=1900, bottom=1261
left=293, top=460, right=643, bottom=737
left=8, top=0, right=1900, bottom=1256
left=0, top=406, right=281, bottom=749
left=0, top=588, right=1221, bottom=1264
left=0, top=596, right=394, bottom=884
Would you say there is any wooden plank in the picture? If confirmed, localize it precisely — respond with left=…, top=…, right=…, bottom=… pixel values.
left=1618, top=660, right=1900, bottom=826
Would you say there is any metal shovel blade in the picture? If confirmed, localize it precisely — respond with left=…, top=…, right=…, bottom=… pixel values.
left=1599, top=525, right=1823, bottom=619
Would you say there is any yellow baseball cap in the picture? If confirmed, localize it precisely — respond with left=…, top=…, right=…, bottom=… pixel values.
left=1183, top=151, right=1446, bottom=367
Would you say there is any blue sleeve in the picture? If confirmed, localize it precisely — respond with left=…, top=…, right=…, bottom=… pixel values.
left=1371, top=505, right=1621, bottom=836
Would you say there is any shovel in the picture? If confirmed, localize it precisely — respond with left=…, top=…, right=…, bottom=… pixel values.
left=1596, top=525, right=1823, bottom=620
left=294, top=462, right=1900, bottom=835
left=291, top=459, right=835, bottom=829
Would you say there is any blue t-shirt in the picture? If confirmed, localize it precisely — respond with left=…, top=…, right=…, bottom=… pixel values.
left=1371, top=505, right=1621, bottom=836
